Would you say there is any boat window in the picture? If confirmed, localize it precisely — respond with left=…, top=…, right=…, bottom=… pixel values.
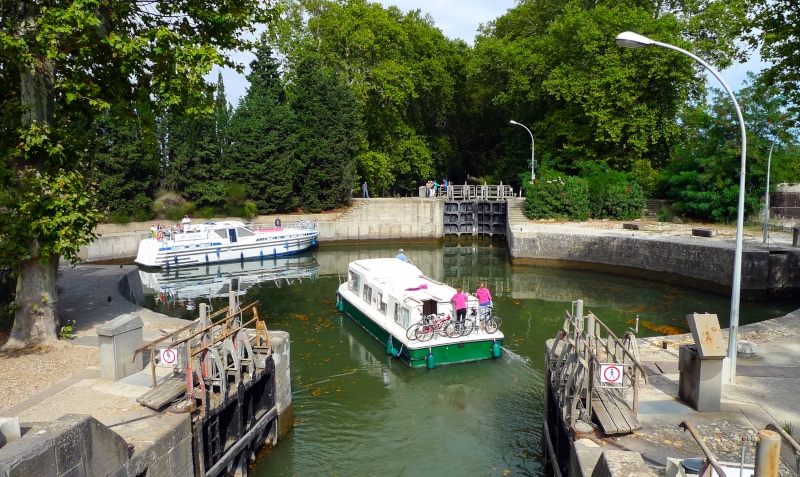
left=213, top=229, right=228, bottom=239
left=350, top=272, right=360, bottom=292
left=377, top=293, right=386, bottom=314
left=237, top=227, right=255, bottom=237
left=394, top=305, right=409, bottom=328
left=362, top=285, right=372, bottom=304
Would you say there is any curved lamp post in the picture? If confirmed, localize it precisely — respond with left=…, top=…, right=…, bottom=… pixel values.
left=510, top=120, right=535, bottom=183
left=616, top=31, right=747, bottom=383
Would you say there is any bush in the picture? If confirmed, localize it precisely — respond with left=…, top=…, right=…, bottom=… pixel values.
left=524, top=171, right=590, bottom=220
left=598, top=183, right=646, bottom=220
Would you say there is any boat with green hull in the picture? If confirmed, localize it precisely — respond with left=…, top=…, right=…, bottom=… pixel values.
left=336, top=258, right=503, bottom=368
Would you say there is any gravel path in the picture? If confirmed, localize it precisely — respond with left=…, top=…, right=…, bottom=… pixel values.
left=0, top=337, right=98, bottom=413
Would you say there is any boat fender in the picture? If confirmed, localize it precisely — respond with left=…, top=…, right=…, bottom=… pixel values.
left=273, top=248, right=277, bottom=256
left=260, top=250, right=264, bottom=260
left=427, top=351, right=435, bottom=369
left=174, top=256, right=178, bottom=265
left=216, top=248, right=220, bottom=257
left=240, top=252, right=244, bottom=261
left=312, top=239, right=317, bottom=246
left=491, top=341, right=502, bottom=359
left=285, top=241, right=289, bottom=249
left=393, top=344, right=404, bottom=358
left=386, top=336, right=393, bottom=355
left=205, top=254, right=209, bottom=263
left=337, top=301, right=344, bottom=312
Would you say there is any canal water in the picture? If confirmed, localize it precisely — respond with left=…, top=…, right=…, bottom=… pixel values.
left=139, top=242, right=798, bottom=477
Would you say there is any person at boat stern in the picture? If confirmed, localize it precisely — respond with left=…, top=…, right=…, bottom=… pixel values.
left=396, top=249, right=408, bottom=262
left=475, top=282, right=493, bottom=317
left=451, top=287, right=468, bottom=323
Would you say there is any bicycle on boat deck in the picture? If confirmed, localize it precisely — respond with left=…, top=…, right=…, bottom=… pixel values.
left=471, top=306, right=501, bottom=334
left=406, top=313, right=460, bottom=341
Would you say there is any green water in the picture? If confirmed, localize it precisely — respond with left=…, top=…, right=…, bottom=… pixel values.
left=139, top=242, right=799, bottom=476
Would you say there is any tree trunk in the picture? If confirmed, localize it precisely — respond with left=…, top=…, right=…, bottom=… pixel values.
left=2, top=48, right=61, bottom=350
left=3, top=253, right=60, bottom=349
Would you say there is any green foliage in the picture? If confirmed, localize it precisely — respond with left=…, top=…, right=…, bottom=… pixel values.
left=579, top=161, right=646, bottom=220
left=751, top=0, right=800, bottom=118
left=59, top=320, right=76, bottom=340
left=225, top=44, right=299, bottom=214
left=524, top=171, right=590, bottom=220
left=289, top=54, right=363, bottom=211
left=274, top=0, right=465, bottom=194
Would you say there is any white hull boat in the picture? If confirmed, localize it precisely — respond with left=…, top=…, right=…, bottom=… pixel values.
left=134, top=220, right=319, bottom=268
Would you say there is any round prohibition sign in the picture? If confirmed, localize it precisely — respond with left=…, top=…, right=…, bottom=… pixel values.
left=601, top=364, right=623, bottom=384
left=161, top=348, right=178, bottom=366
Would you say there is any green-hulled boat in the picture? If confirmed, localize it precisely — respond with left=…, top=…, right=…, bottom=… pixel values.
left=336, top=258, right=503, bottom=368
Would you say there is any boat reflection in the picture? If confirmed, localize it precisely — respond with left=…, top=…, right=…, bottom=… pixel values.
left=139, top=254, right=319, bottom=307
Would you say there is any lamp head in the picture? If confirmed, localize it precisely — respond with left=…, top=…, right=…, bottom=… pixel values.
left=615, top=31, right=655, bottom=49
left=509, top=120, right=518, bottom=125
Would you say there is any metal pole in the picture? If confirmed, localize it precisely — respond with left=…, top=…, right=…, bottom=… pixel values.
left=763, top=141, right=774, bottom=244
left=618, top=34, right=747, bottom=383
left=754, top=429, right=781, bottom=477
left=510, top=120, right=536, bottom=183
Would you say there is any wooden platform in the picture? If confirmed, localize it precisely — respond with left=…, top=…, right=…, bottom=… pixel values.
left=592, top=387, right=641, bottom=435
left=137, top=375, right=187, bottom=410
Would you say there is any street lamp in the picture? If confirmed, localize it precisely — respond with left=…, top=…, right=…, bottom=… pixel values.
left=616, top=31, right=747, bottom=383
left=510, top=120, right=535, bottom=183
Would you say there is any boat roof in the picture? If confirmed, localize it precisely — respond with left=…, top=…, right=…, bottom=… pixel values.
left=349, top=258, right=460, bottom=303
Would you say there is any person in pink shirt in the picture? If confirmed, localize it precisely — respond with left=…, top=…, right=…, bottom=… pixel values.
left=451, top=287, right=468, bottom=322
left=475, top=282, right=493, bottom=318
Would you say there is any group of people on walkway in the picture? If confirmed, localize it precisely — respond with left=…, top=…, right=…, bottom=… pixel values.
left=425, top=179, right=448, bottom=198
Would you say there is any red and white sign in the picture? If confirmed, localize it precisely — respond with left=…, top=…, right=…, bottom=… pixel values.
left=160, top=348, right=178, bottom=367
left=600, top=364, right=623, bottom=384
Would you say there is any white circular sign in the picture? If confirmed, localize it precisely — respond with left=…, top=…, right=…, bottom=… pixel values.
left=161, top=348, right=178, bottom=366
left=601, top=364, right=623, bottom=384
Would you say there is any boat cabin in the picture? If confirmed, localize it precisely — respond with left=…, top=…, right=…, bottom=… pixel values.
left=346, top=258, right=477, bottom=329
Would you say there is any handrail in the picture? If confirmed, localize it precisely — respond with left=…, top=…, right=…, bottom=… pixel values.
left=765, top=423, right=800, bottom=474
left=679, top=420, right=728, bottom=477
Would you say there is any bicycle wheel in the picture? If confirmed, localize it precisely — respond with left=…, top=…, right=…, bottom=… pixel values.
left=485, top=317, right=501, bottom=334
left=417, top=324, right=434, bottom=342
left=445, top=321, right=463, bottom=338
left=437, top=321, right=452, bottom=337
left=406, top=323, right=420, bottom=341
left=462, top=318, right=476, bottom=336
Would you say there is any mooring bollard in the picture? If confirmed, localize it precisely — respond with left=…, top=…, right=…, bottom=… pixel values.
left=754, top=429, right=781, bottom=477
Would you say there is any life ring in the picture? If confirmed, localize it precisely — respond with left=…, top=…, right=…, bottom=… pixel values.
left=156, top=230, right=164, bottom=240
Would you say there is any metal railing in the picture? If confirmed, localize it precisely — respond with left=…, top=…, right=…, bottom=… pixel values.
left=547, top=300, right=647, bottom=428
left=133, top=295, right=270, bottom=414
left=438, top=184, right=516, bottom=200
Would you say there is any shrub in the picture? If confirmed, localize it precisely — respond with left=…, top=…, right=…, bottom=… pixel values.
left=598, top=183, right=646, bottom=220
left=524, top=171, right=590, bottom=220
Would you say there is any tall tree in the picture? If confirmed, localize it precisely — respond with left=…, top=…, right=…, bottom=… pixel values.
left=274, top=0, right=465, bottom=194
left=468, top=0, right=750, bottom=183
left=751, top=0, right=800, bottom=121
left=289, top=55, right=363, bottom=211
left=226, top=43, right=299, bottom=213
left=89, top=101, right=160, bottom=220
left=0, top=0, right=277, bottom=349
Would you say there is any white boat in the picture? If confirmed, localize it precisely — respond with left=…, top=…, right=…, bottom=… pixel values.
left=134, top=220, right=319, bottom=268
left=336, top=258, right=503, bottom=368
left=139, top=255, right=319, bottom=303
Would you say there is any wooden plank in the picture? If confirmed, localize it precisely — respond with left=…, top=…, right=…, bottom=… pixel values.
left=592, top=387, right=641, bottom=435
left=136, top=375, right=187, bottom=410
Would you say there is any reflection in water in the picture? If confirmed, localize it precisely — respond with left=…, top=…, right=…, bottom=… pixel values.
left=139, top=254, right=319, bottom=312
left=140, top=242, right=798, bottom=476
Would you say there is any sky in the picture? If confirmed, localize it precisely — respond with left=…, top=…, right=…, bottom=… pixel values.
left=215, top=0, right=764, bottom=106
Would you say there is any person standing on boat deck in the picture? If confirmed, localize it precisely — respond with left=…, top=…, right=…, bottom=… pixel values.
left=181, top=214, right=192, bottom=232
left=451, top=287, right=468, bottom=322
left=475, top=282, right=493, bottom=322
left=396, top=249, right=407, bottom=262
left=362, top=181, right=369, bottom=199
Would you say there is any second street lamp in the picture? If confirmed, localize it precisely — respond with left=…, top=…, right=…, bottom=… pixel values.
left=510, top=120, right=535, bottom=183
left=616, top=31, right=747, bottom=383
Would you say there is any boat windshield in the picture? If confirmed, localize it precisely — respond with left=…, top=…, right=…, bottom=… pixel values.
left=237, top=227, right=255, bottom=237
left=212, top=229, right=228, bottom=239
